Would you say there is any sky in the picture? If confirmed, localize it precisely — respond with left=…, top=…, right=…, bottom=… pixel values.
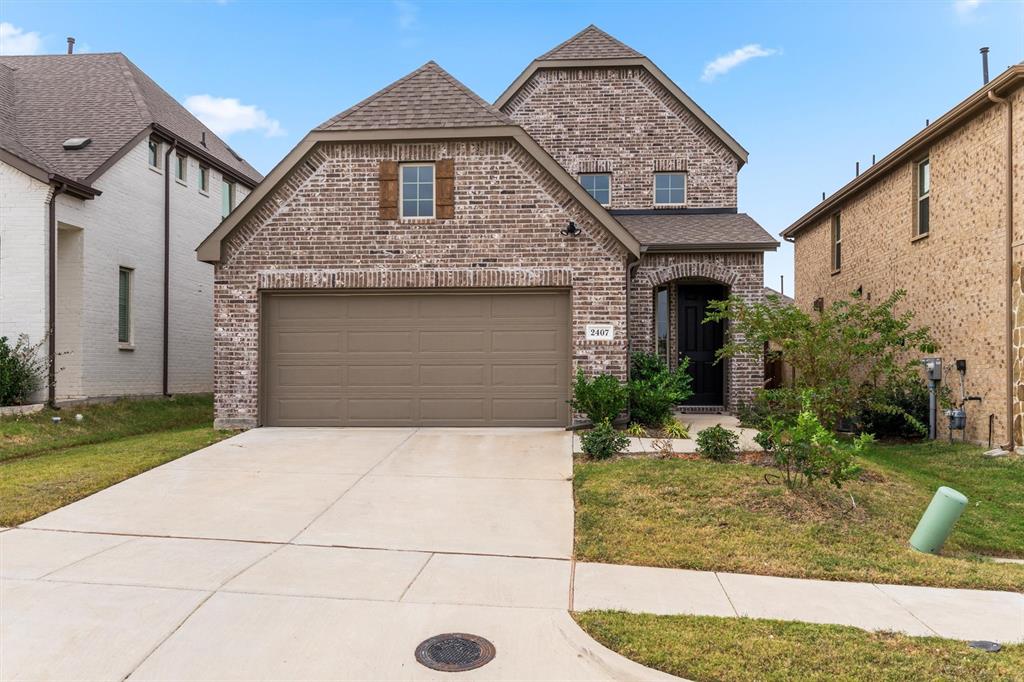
left=3, top=0, right=1023, bottom=291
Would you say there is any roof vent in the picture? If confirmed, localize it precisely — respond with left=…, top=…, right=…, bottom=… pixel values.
left=62, top=137, right=91, bottom=150
left=201, top=131, right=207, bottom=147
left=67, top=37, right=75, bottom=55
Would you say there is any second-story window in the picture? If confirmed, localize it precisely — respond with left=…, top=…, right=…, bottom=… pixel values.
left=400, top=163, right=434, bottom=218
left=831, top=213, right=842, bottom=272
left=148, top=139, right=162, bottom=169
left=654, top=172, right=686, bottom=206
left=199, top=165, right=210, bottom=194
left=580, top=173, right=611, bottom=206
left=175, top=153, right=187, bottom=183
left=916, top=157, right=930, bottom=237
left=221, top=179, right=235, bottom=218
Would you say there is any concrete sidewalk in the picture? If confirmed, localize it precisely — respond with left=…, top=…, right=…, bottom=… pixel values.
left=573, top=562, right=1024, bottom=643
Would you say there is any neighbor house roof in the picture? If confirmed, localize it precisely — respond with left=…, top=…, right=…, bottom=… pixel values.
left=198, top=61, right=641, bottom=263
left=0, top=53, right=262, bottom=188
left=616, top=212, right=778, bottom=252
left=782, top=63, right=1024, bottom=240
left=494, top=25, right=749, bottom=168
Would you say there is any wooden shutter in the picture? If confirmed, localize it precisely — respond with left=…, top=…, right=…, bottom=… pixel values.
left=436, top=159, right=454, bottom=220
left=379, top=161, right=398, bottom=220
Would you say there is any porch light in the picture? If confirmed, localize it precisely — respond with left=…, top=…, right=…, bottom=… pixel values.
left=561, top=220, right=581, bottom=237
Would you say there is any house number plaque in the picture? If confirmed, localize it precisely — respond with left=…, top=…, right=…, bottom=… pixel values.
left=585, top=324, right=615, bottom=341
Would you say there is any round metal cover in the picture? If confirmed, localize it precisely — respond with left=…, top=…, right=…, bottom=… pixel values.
left=415, top=633, right=496, bottom=672
left=969, top=640, right=1002, bottom=653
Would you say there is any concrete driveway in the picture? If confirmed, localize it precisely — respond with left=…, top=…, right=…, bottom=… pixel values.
left=1, top=428, right=675, bottom=681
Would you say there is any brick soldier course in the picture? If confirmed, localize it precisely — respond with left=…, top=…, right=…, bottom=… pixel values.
left=199, top=26, right=778, bottom=429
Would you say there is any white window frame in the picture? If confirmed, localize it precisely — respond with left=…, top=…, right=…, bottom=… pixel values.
left=831, top=213, right=842, bottom=273
left=148, top=139, right=162, bottom=171
left=221, top=179, right=235, bottom=218
left=175, top=153, right=188, bottom=185
left=118, top=266, right=134, bottom=349
left=580, top=173, right=611, bottom=206
left=915, top=157, right=930, bottom=238
left=399, top=162, right=436, bottom=219
left=653, top=172, right=687, bottom=207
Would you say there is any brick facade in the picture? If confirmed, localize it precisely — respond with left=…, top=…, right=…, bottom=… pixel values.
left=792, top=82, right=1023, bottom=445
left=213, top=139, right=630, bottom=428
left=501, top=66, right=739, bottom=209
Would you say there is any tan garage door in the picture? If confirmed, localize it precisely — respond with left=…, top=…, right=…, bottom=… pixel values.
left=262, top=291, right=571, bottom=427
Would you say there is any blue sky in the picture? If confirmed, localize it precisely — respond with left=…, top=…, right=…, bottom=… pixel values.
left=3, top=0, right=1023, bottom=290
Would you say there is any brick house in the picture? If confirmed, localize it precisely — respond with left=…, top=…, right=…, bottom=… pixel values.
left=1, top=52, right=261, bottom=404
left=198, top=26, right=777, bottom=429
left=783, top=64, right=1023, bottom=448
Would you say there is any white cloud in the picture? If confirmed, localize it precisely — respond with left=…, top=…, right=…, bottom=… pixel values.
left=0, top=23, right=43, bottom=55
left=954, top=0, right=984, bottom=15
left=701, top=43, right=779, bottom=82
left=395, top=0, right=418, bottom=30
left=185, top=95, right=285, bottom=138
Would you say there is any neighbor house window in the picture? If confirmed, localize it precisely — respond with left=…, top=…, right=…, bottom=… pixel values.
left=580, top=173, right=611, bottom=206
left=175, top=153, right=187, bottom=183
left=118, top=267, right=133, bottom=345
left=654, top=172, right=686, bottom=206
left=148, top=139, right=162, bottom=169
left=831, top=213, right=842, bottom=272
left=199, top=165, right=210, bottom=194
left=221, top=179, right=235, bottom=218
left=655, top=286, right=669, bottom=363
left=916, top=157, right=930, bottom=237
left=400, top=163, right=434, bottom=218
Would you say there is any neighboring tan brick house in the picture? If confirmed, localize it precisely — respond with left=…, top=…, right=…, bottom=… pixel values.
left=198, top=26, right=777, bottom=429
left=783, top=64, right=1023, bottom=448
left=0, top=52, right=261, bottom=405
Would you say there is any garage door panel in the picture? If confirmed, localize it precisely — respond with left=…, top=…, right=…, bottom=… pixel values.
left=263, top=291, right=569, bottom=427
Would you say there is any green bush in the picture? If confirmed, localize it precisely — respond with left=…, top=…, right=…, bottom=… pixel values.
left=662, top=418, right=689, bottom=439
left=857, top=378, right=931, bottom=439
left=756, top=396, right=871, bottom=489
left=696, top=425, right=739, bottom=462
left=735, top=388, right=803, bottom=430
left=570, top=369, right=628, bottom=424
left=627, top=352, right=693, bottom=426
left=580, top=419, right=631, bottom=459
left=0, top=335, right=45, bottom=406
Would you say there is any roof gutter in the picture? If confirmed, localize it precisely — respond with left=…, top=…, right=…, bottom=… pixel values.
left=46, top=182, right=66, bottom=407
left=987, top=88, right=1015, bottom=451
left=162, top=139, right=178, bottom=397
left=151, top=123, right=258, bottom=188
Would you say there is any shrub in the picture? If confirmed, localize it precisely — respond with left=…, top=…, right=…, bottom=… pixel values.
left=570, top=369, right=628, bottom=425
left=736, top=388, right=803, bottom=431
left=757, top=396, right=871, bottom=489
left=662, top=418, right=689, bottom=439
left=696, top=424, right=739, bottom=462
left=580, top=419, right=631, bottom=459
left=0, top=335, right=46, bottom=406
left=625, top=422, right=648, bottom=438
left=857, top=378, right=931, bottom=439
left=627, top=352, right=693, bottom=426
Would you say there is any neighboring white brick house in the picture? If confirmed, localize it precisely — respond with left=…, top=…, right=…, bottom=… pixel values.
left=0, top=53, right=260, bottom=404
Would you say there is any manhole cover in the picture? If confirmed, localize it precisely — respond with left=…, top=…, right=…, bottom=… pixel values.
left=415, top=633, right=495, bottom=672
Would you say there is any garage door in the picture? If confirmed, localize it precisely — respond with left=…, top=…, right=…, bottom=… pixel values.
left=262, top=291, right=571, bottom=427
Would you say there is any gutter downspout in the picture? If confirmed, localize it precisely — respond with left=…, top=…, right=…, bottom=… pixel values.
left=988, top=89, right=1015, bottom=450
left=46, top=183, right=66, bottom=408
left=162, top=139, right=177, bottom=397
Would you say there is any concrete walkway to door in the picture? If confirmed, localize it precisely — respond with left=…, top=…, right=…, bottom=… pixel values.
left=1, top=428, right=677, bottom=681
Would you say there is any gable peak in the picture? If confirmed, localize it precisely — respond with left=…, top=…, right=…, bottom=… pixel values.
left=536, top=25, right=644, bottom=61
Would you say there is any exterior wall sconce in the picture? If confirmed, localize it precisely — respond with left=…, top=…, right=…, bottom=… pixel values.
left=560, top=221, right=581, bottom=237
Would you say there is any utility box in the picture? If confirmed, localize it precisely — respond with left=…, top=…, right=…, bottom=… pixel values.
left=910, top=486, right=968, bottom=554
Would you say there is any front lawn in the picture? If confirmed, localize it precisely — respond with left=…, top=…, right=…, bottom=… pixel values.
left=575, top=611, right=1024, bottom=682
left=0, top=395, right=229, bottom=526
left=574, top=441, right=1023, bottom=590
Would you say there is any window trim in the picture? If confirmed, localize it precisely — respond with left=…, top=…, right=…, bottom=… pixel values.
left=579, top=172, right=612, bottom=207
left=198, top=165, right=210, bottom=195
left=654, top=285, right=670, bottom=365
left=148, top=139, right=163, bottom=172
left=118, top=267, right=134, bottom=349
left=830, top=213, right=842, bottom=274
left=175, top=152, right=188, bottom=185
left=653, top=172, right=687, bottom=207
left=221, top=179, right=236, bottom=218
left=399, top=162, right=436, bottom=220
left=914, top=157, right=930, bottom=239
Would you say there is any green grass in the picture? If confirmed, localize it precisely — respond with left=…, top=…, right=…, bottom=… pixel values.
left=0, top=395, right=229, bottom=526
left=574, top=442, right=1024, bottom=591
left=575, top=611, right=1024, bottom=682
left=0, top=394, right=215, bottom=462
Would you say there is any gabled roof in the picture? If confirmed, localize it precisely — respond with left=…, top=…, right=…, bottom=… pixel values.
left=783, top=64, right=1024, bottom=240
left=495, top=25, right=749, bottom=168
left=0, top=53, right=261, bottom=187
left=537, top=25, right=643, bottom=61
left=616, top=212, right=778, bottom=252
left=198, top=62, right=640, bottom=263
left=316, top=61, right=512, bottom=131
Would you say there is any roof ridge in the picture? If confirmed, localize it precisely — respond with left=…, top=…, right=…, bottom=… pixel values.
left=316, top=61, right=438, bottom=129
left=115, top=53, right=152, bottom=125
left=536, top=24, right=643, bottom=61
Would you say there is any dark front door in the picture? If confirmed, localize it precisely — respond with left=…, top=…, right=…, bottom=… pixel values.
left=677, top=284, right=725, bottom=405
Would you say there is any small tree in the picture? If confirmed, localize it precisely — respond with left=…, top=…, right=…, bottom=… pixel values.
left=705, top=290, right=936, bottom=432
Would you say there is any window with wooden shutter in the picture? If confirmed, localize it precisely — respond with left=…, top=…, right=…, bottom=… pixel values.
left=379, top=161, right=398, bottom=220
left=436, top=158, right=454, bottom=220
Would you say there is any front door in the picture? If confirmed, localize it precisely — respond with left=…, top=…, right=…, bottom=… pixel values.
left=677, top=284, right=725, bottom=405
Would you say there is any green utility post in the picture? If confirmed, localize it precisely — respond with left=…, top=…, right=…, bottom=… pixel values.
left=910, top=486, right=968, bottom=554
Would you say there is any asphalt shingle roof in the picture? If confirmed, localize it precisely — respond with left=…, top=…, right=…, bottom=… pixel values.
left=616, top=212, right=778, bottom=249
left=0, top=53, right=261, bottom=184
left=536, top=25, right=644, bottom=61
left=316, top=61, right=512, bottom=131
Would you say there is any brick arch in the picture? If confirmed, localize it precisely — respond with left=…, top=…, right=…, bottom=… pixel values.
left=644, top=261, right=740, bottom=288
